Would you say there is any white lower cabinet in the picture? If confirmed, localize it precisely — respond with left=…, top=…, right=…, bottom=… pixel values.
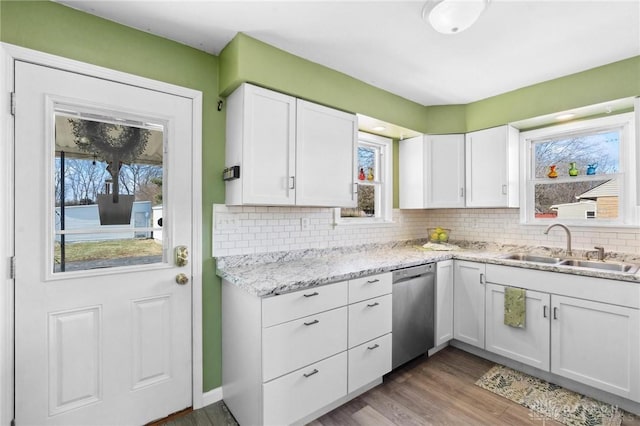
left=348, top=294, right=392, bottom=348
left=222, top=272, right=392, bottom=426
left=435, top=260, right=454, bottom=346
left=348, top=333, right=392, bottom=393
left=453, top=260, right=486, bottom=349
left=485, top=283, right=551, bottom=371
left=263, top=307, right=348, bottom=382
left=551, top=295, right=639, bottom=401
left=484, top=264, right=640, bottom=403
left=263, top=352, right=348, bottom=426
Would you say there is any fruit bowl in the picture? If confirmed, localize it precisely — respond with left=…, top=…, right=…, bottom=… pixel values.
left=428, top=228, right=451, bottom=243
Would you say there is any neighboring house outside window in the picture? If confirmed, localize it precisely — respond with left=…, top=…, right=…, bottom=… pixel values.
left=520, top=113, right=637, bottom=226
left=336, top=132, right=393, bottom=224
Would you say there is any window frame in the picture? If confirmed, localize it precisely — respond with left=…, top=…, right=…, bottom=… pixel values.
left=519, top=112, right=637, bottom=227
left=334, top=131, right=393, bottom=225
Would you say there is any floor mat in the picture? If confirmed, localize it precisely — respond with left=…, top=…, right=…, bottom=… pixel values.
left=475, top=364, right=627, bottom=426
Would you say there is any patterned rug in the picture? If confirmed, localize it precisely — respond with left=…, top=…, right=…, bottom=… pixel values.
left=475, top=365, right=628, bottom=426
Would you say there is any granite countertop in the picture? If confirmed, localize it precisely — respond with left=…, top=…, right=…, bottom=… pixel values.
left=216, top=240, right=640, bottom=297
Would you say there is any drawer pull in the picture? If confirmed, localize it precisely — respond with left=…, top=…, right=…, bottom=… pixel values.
left=366, top=279, right=380, bottom=284
left=543, top=305, right=548, bottom=318
left=367, top=344, right=380, bottom=350
left=303, top=291, right=319, bottom=298
left=553, top=307, right=558, bottom=320
left=303, top=369, right=319, bottom=378
left=367, top=302, right=380, bottom=308
left=303, top=319, right=319, bottom=326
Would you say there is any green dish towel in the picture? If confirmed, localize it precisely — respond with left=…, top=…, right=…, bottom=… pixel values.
left=504, top=287, right=526, bottom=328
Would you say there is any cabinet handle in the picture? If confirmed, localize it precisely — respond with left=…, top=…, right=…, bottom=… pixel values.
left=502, top=184, right=507, bottom=195
left=460, top=187, right=464, bottom=197
left=289, top=176, right=295, bottom=190
left=367, top=302, right=380, bottom=308
left=543, top=305, right=548, bottom=318
left=303, top=291, right=319, bottom=298
left=366, top=279, right=380, bottom=284
left=367, top=344, right=380, bottom=350
left=479, top=273, right=484, bottom=284
left=303, top=369, right=319, bottom=378
left=304, top=319, right=319, bottom=326
left=553, top=307, right=558, bottom=320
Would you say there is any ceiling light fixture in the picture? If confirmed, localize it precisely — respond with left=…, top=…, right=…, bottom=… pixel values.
left=372, top=126, right=386, bottom=131
left=422, top=0, right=490, bottom=35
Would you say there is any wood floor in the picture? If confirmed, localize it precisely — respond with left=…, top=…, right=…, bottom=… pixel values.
left=159, top=346, right=640, bottom=426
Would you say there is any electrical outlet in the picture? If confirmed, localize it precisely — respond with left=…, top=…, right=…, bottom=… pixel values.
left=301, top=217, right=310, bottom=231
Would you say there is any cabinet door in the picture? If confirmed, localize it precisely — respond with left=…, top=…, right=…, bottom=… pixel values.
left=453, top=261, right=485, bottom=349
left=435, top=260, right=454, bottom=346
left=551, top=295, right=640, bottom=401
left=398, top=136, right=425, bottom=209
left=263, top=307, right=348, bottom=382
left=465, top=126, right=518, bottom=207
left=226, top=83, right=296, bottom=205
left=295, top=100, right=357, bottom=207
left=348, top=333, right=392, bottom=393
left=426, top=134, right=465, bottom=208
left=263, top=351, right=347, bottom=426
left=485, top=284, right=551, bottom=371
left=348, top=294, right=392, bottom=349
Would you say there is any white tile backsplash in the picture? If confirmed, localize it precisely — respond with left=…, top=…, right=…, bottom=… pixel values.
left=212, top=204, right=640, bottom=257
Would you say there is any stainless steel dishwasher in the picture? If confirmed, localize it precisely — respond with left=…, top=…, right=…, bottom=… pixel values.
left=392, top=263, right=435, bottom=369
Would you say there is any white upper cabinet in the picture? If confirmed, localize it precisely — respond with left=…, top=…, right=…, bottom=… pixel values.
left=399, top=136, right=425, bottom=209
left=296, top=99, right=357, bottom=207
left=225, top=83, right=357, bottom=207
left=399, top=134, right=465, bottom=209
left=465, top=125, right=519, bottom=208
left=225, top=83, right=296, bottom=206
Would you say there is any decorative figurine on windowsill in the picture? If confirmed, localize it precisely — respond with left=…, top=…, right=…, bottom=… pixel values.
left=358, top=167, right=365, bottom=181
left=547, top=165, right=558, bottom=178
left=586, top=163, right=598, bottom=175
left=568, top=162, right=579, bottom=177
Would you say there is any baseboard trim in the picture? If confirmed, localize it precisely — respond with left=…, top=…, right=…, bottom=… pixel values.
left=202, top=387, right=223, bottom=407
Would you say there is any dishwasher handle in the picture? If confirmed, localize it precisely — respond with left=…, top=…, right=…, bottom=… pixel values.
left=392, top=263, right=435, bottom=282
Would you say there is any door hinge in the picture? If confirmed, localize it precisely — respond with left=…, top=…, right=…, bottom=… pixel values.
left=10, top=92, right=16, bottom=116
left=10, top=256, right=15, bottom=279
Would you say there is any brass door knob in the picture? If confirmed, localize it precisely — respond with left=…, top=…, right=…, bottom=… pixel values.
left=175, top=273, right=189, bottom=285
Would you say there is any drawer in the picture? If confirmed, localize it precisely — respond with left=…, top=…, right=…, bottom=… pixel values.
left=349, top=272, right=392, bottom=303
left=263, top=351, right=347, bottom=426
left=262, top=281, right=347, bottom=328
left=263, top=306, right=347, bottom=382
left=348, top=294, right=392, bottom=348
left=348, top=333, right=392, bottom=393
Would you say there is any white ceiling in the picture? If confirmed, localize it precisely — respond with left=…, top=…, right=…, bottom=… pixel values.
left=56, top=0, right=640, bottom=106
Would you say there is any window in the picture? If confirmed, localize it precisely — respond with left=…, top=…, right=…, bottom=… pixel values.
left=520, top=113, right=637, bottom=226
left=336, top=132, right=392, bottom=224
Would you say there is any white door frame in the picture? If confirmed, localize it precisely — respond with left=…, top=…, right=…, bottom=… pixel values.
left=0, top=42, right=204, bottom=425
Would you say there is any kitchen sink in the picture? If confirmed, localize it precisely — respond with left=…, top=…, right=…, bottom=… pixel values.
left=500, top=253, right=640, bottom=274
left=558, top=259, right=640, bottom=274
left=501, top=253, right=563, bottom=264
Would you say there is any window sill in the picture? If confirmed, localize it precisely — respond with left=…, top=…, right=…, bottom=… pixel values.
left=333, top=218, right=396, bottom=227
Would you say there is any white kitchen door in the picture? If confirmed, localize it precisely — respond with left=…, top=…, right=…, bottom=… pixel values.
left=14, top=61, right=193, bottom=425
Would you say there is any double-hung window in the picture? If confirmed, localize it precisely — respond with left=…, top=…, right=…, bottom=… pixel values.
left=520, top=113, right=637, bottom=226
left=337, top=132, right=392, bottom=223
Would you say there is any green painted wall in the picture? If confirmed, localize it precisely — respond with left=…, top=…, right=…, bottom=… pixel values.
left=465, top=56, right=640, bottom=131
left=1, top=0, right=225, bottom=392
left=219, top=33, right=429, bottom=134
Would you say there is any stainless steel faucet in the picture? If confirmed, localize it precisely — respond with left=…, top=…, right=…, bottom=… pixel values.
left=587, top=246, right=605, bottom=261
left=544, top=223, right=572, bottom=257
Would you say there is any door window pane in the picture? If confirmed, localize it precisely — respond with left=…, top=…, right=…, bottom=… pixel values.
left=54, top=110, right=165, bottom=273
